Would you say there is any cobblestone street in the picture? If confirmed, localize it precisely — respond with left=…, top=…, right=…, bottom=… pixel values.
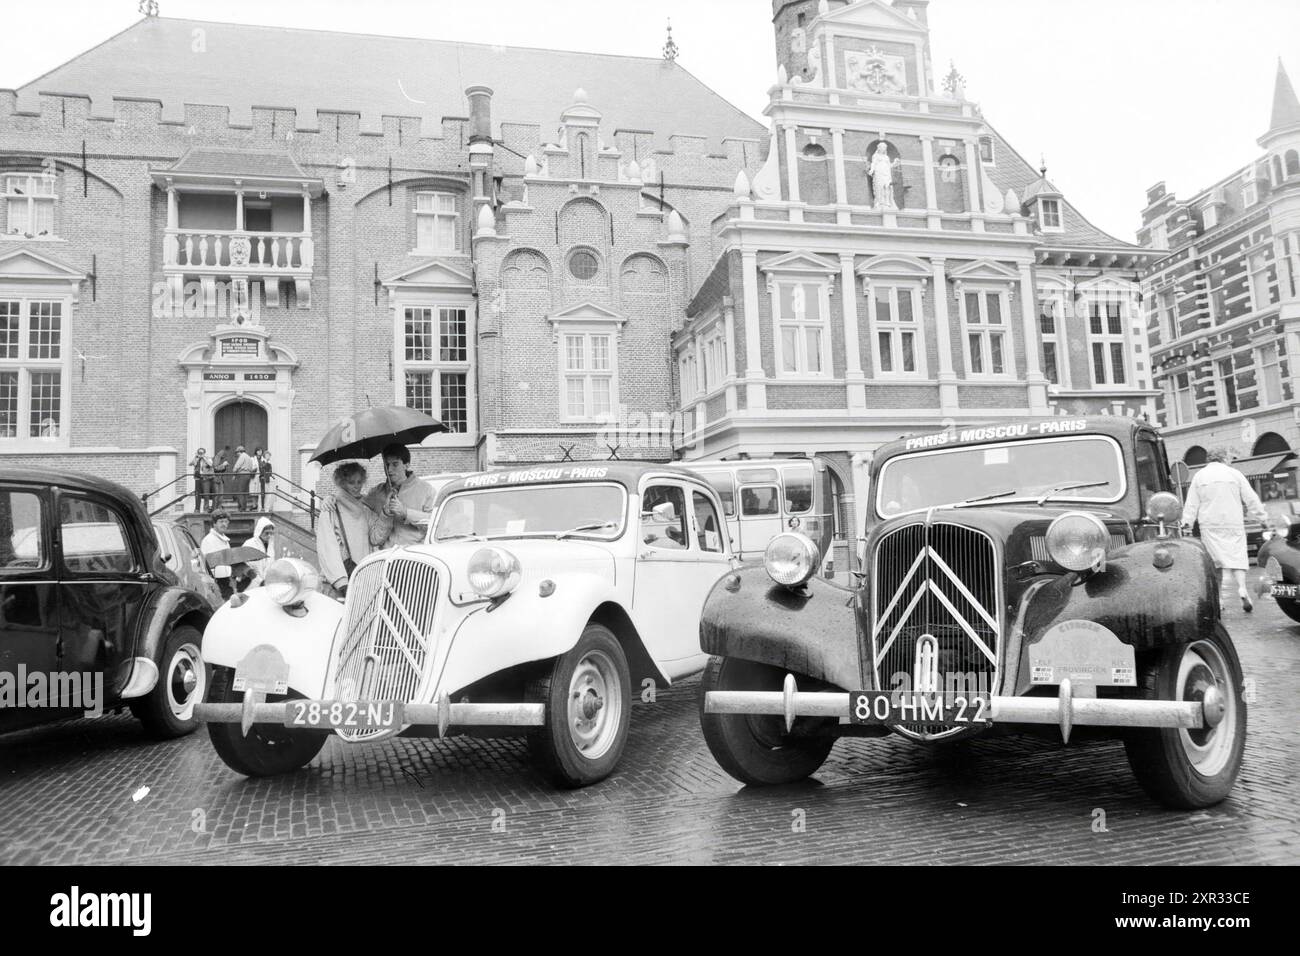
left=2, top=570, right=1297, bottom=866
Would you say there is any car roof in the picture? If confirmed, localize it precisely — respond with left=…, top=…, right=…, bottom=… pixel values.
left=0, top=466, right=146, bottom=502
left=438, top=461, right=706, bottom=496
left=871, top=415, right=1154, bottom=470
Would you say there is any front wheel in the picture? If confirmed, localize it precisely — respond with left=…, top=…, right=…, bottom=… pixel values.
left=699, top=656, right=834, bottom=786
left=205, top=666, right=328, bottom=777
left=526, top=624, right=631, bottom=789
left=131, top=624, right=206, bottom=739
left=1123, top=625, right=1247, bottom=809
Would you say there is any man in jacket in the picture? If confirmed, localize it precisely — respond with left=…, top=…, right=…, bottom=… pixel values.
left=364, top=443, right=437, bottom=548
left=200, top=509, right=235, bottom=600
left=232, top=445, right=258, bottom=511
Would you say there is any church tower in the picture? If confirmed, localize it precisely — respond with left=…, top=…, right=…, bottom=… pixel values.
left=773, top=0, right=850, bottom=82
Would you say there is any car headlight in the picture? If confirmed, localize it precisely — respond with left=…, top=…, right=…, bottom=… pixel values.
left=1045, top=512, right=1110, bottom=572
left=1145, top=491, right=1182, bottom=526
left=264, top=558, right=319, bottom=606
left=764, top=532, right=819, bottom=588
left=467, top=547, right=522, bottom=598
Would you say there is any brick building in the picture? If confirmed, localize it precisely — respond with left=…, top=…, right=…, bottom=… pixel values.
left=1139, top=60, right=1300, bottom=501
left=1, top=1, right=1152, bottom=550
left=0, top=12, right=759, bottom=498
left=673, top=0, right=1157, bottom=550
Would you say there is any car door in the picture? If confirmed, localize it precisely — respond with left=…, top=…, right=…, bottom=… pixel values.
left=737, top=476, right=783, bottom=560
left=0, top=483, right=59, bottom=730
left=630, top=480, right=732, bottom=669
left=55, top=490, right=149, bottom=704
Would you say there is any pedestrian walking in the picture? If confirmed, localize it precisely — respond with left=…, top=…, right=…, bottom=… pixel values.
left=190, top=447, right=214, bottom=513
left=256, top=448, right=274, bottom=510
left=317, top=461, right=383, bottom=599
left=1182, top=447, right=1271, bottom=612
left=233, top=444, right=258, bottom=511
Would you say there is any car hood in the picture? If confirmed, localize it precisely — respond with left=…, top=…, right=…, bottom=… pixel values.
left=391, top=537, right=619, bottom=598
left=867, top=505, right=1134, bottom=567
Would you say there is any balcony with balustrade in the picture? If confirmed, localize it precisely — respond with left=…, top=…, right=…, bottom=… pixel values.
left=151, top=148, right=325, bottom=304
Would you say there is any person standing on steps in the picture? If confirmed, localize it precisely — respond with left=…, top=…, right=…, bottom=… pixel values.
left=232, top=445, right=258, bottom=511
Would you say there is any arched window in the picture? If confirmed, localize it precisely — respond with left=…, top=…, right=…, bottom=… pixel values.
left=501, top=249, right=550, bottom=289
left=620, top=253, right=668, bottom=294
left=1287, top=149, right=1300, bottom=177
left=1184, top=446, right=1207, bottom=467
left=1252, top=431, right=1290, bottom=456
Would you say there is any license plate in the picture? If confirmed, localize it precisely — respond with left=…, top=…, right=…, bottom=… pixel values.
left=849, top=691, right=992, bottom=727
left=284, top=700, right=404, bottom=730
left=1270, top=583, right=1299, bottom=598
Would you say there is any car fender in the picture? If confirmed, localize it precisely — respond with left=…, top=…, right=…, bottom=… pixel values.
left=201, top=589, right=343, bottom=699
left=698, top=565, right=863, bottom=691
left=1011, top=538, right=1219, bottom=695
left=135, top=586, right=213, bottom=667
left=434, top=572, right=644, bottom=696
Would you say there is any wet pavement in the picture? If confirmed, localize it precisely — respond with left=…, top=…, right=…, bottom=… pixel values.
left=2, top=569, right=1297, bottom=865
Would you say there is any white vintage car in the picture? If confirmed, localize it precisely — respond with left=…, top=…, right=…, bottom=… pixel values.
left=195, top=463, right=735, bottom=787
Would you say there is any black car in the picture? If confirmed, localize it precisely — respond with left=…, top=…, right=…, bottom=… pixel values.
left=697, top=416, right=1247, bottom=810
left=1, top=468, right=212, bottom=737
left=1257, top=507, right=1300, bottom=621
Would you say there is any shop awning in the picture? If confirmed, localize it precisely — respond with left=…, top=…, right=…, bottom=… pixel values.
left=1232, top=452, right=1297, bottom=479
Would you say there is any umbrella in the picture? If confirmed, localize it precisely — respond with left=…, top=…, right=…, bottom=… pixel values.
left=204, top=546, right=266, bottom=569
left=310, top=405, right=446, bottom=466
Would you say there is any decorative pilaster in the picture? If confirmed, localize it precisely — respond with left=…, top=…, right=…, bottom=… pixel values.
left=783, top=124, right=803, bottom=222
left=741, top=251, right=767, bottom=409
left=963, top=139, right=983, bottom=229
left=723, top=295, right=739, bottom=412
left=1018, top=263, right=1050, bottom=413
left=931, top=257, right=958, bottom=413
left=920, top=135, right=939, bottom=228
left=831, top=127, right=850, bottom=225
left=839, top=254, right=866, bottom=409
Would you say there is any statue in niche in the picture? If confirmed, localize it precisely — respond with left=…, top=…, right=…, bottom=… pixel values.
left=868, top=142, right=902, bottom=209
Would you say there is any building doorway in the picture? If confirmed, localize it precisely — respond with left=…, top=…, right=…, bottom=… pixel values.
left=214, top=400, right=268, bottom=459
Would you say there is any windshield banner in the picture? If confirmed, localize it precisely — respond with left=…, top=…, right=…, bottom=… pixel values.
left=903, top=418, right=1088, bottom=452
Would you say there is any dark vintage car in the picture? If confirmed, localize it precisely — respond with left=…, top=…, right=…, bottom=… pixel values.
left=1256, top=503, right=1300, bottom=621
left=153, top=518, right=223, bottom=611
left=0, top=468, right=212, bottom=737
left=698, top=416, right=1247, bottom=809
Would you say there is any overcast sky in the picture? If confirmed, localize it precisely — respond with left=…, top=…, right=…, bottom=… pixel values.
left=2, top=0, right=1295, bottom=241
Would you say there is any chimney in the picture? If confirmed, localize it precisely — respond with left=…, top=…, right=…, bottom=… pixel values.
left=465, top=86, right=496, bottom=218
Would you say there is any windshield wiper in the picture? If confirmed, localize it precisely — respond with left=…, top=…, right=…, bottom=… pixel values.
left=1036, top=480, right=1110, bottom=506
left=555, top=520, right=618, bottom=540
left=435, top=532, right=486, bottom=542
left=947, top=489, right=1017, bottom=508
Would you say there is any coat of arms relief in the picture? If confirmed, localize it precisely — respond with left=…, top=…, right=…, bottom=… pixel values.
left=844, top=47, right=907, bottom=95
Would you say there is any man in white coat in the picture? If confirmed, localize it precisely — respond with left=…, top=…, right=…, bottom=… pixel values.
left=1181, top=448, right=1270, bottom=612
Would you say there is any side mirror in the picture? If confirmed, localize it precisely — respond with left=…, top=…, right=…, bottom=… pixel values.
left=651, top=501, right=677, bottom=522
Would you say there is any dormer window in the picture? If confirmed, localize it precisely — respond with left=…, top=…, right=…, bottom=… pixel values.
left=1242, top=175, right=1259, bottom=208
left=978, top=137, right=996, bottom=166
left=1203, top=204, right=1219, bottom=230
left=3, top=173, right=57, bottom=239
left=1039, top=198, right=1063, bottom=231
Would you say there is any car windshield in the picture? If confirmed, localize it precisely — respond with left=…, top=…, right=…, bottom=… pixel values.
left=875, top=436, right=1126, bottom=517
left=432, top=483, right=627, bottom=541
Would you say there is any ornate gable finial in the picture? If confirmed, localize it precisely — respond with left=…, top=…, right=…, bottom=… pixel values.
left=663, top=18, right=679, bottom=62
left=1039, top=155, right=1048, bottom=178
left=942, top=60, right=966, bottom=99
left=138, top=0, right=159, bottom=15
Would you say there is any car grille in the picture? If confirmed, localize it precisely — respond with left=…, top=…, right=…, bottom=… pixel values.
left=330, top=555, right=440, bottom=741
left=1029, top=533, right=1128, bottom=565
left=871, top=521, right=1001, bottom=740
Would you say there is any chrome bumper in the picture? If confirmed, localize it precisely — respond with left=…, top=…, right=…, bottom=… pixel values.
left=703, top=674, right=1226, bottom=743
left=195, top=695, right=545, bottom=738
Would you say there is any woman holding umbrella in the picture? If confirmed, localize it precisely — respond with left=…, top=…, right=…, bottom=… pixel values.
left=317, top=462, right=384, bottom=598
